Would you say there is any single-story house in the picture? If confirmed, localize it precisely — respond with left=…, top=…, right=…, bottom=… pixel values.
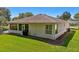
left=8, top=14, right=69, bottom=40
left=67, top=19, right=79, bottom=26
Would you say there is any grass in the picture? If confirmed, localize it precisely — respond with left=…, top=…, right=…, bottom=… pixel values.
left=0, top=30, right=79, bottom=52
left=62, top=31, right=75, bottom=47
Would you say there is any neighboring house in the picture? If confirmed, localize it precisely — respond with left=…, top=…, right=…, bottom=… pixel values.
left=67, top=19, right=79, bottom=26
left=8, top=14, right=69, bottom=40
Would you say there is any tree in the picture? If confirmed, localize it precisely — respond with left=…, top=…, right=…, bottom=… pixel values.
left=12, top=17, right=19, bottom=21
left=0, top=8, right=11, bottom=26
left=18, top=13, right=24, bottom=19
left=74, top=13, right=79, bottom=20
left=5, top=9, right=11, bottom=21
left=0, top=8, right=11, bottom=21
left=12, top=12, right=33, bottom=20
left=24, top=12, right=33, bottom=17
left=59, top=11, right=71, bottom=20
left=57, top=15, right=60, bottom=18
left=19, top=12, right=33, bottom=18
left=0, top=16, right=8, bottom=26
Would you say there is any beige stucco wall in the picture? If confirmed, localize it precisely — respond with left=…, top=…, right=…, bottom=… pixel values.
left=29, top=23, right=56, bottom=40
left=8, top=22, right=69, bottom=40
left=55, top=23, right=66, bottom=39
left=29, top=22, right=69, bottom=40
left=54, top=22, right=69, bottom=39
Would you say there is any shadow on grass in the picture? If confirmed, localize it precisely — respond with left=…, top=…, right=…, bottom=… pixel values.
left=6, top=33, right=65, bottom=45
left=62, top=30, right=75, bottom=47
left=6, top=30, right=75, bottom=46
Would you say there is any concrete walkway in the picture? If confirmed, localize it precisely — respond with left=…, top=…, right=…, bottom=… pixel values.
left=3, top=30, right=9, bottom=33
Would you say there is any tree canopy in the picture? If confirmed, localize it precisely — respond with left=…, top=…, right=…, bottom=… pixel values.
left=58, top=11, right=71, bottom=20
left=0, top=8, right=11, bottom=26
left=12, top=12, right=33, bottom=20
left=74, top=13, right=79, bottom=20
left=0, top=7, right=11, bottom=21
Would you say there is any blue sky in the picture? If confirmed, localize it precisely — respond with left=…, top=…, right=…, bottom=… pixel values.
left=8, top=7, right=79, bottom=18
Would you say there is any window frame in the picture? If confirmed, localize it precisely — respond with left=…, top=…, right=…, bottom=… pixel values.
left=45, top=25, right=52, bottom=34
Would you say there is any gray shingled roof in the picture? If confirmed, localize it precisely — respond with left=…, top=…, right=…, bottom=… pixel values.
left=9, top=14, right=66, bottom=24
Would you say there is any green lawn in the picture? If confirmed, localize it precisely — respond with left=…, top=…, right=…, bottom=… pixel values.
left=0, top=30, right=79, bottom=52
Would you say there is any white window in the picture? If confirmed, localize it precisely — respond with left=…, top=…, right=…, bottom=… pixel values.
left=45, top=25, right=52, bottom=34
